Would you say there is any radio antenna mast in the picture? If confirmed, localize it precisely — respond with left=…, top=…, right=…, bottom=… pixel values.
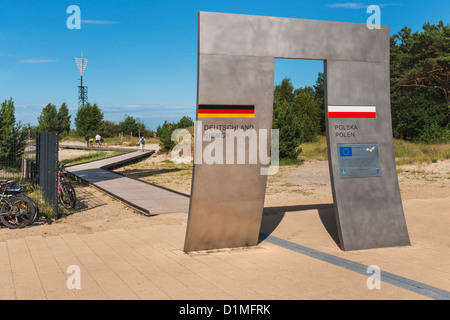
left=75, top=52, right=88, bottom=106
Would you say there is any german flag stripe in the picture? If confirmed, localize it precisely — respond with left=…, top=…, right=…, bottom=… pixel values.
left=198, top=105, right=254, bottom=110
left=198, top=113, right=255, bottom=118
left=198, top=105, right=255, bottom=118
left=198, top=109, right=254, bottom=114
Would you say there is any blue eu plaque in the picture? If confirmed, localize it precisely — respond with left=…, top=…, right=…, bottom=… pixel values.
left=338, top=144, right=381, bottom=178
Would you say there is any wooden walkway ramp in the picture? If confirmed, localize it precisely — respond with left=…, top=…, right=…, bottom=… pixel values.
left=65, top=150, right=190, bottom=215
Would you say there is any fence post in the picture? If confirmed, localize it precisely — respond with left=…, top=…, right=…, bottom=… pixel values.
left=37, top=132, right=59, bottom=221
left=21, top=157, right=26, bottom=179
left=54, top=132, right=59, bottom=220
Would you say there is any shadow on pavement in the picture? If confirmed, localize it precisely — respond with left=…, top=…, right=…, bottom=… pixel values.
left=258, top=203, right=341, bottom=247
left=63, top=181, right=107, bottom=215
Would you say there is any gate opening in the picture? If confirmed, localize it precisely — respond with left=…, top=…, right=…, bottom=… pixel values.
left=273, top=58, right=326, bottom=162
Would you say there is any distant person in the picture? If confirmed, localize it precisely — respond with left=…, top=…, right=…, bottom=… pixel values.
left=85, top=135, right=89, bottom=147
left=95, top=134, right=101, bottom=147
left=140, top=136, right=145, bottom=152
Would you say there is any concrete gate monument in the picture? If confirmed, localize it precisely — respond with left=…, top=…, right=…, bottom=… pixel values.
left=184, top=12, right=410, bottom=251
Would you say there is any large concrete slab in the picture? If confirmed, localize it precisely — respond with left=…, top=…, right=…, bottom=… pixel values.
left=325, top=60, right=410, bottom=250
left=198, top=12, right=389, bottom=62
left=185, top=54, right=274, bottom=251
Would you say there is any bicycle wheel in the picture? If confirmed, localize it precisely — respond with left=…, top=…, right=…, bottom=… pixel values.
left=67, top=183, right=76, bottom=209
left=59, top=183, right=76, bottom=209
left=27, top=196, right=40, bottom=223
left=0, top=195, right=37, bottom=229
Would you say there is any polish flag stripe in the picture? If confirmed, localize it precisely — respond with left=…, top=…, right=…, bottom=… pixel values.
left=328, top=106, right=376, bottom=118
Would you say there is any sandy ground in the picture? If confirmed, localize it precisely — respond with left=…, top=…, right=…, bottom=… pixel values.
left=0, top=145, right=448, bottom=242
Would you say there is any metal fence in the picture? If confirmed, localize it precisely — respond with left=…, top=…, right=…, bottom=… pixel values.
left=0, top=134, right=37, bottom=182
left=0, top=132, right=59, bottom=220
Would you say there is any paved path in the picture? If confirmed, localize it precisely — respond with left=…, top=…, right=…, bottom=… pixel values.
left=1, top=197, right=449, bottom=300
left=65, top=150, right=190, bottom=215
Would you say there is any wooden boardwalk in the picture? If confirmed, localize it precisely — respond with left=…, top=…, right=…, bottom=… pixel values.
left=65, top=150, right=190, bottom=215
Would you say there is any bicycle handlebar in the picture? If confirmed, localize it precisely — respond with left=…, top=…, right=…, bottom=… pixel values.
left=0, top=180, right=15, bottom=186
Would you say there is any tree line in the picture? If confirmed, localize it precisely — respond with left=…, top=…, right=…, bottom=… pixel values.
left=34, top=102, right=153, bottom=139
left=390, top=21, right=449, bottom=143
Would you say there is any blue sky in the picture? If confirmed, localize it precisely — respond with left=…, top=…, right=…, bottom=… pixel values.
left=0, top=0, right=448, bottom=131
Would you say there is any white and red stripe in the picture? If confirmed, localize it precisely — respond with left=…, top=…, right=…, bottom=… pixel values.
left=328, top=106, right=377, bottom=118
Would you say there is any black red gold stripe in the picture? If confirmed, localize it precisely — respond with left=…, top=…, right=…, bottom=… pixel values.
left=198, top=105, right=255, bottom=118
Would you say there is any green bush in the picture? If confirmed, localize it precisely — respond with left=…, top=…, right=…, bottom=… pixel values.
left=156, top=116, right=194, bottom=152
left=418, top=123, right=449, bottom=144
left=157, top=121, right=177, bottom=152
left=74, top=103, right=104, bottom=136
left=99, top=120, right=120, bottom=138
left=118, top=115, right=149, bottom=137
left=272, top=78, right=321, bottom=160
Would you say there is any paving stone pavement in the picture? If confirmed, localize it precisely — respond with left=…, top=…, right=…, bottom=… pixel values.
left=0, top=196, right=449, bottom=301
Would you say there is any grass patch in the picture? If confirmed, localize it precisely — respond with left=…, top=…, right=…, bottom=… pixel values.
left=63, top=150, right=127, bottom=166
left=292, top=136, right=448, bottom=165
left=393, top=139, right=450, bottom=165
left=278, top=158, right=304, bottom=166
left=22, top=184, right=66, bottom=220
left=298, top=135, right=328, bottom=162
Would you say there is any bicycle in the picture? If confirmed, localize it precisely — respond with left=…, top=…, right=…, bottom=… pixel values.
left=0, top=180, right=38, bottom=229
left=0, top=181, right=40, bottom=223
left=58, top=164, right=76, bottom=209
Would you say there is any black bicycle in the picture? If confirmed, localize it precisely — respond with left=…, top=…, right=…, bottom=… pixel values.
left=0, top=180, right=38, bottom=229
left=58, top=164, right=76, bottom=209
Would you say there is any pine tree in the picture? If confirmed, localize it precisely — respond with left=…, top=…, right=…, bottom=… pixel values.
left=0, top=98, right=25, bottom=164
left=57, top=102, right=71, bottom=135
left=390, top=21, right=449, bottom=142
left=74, top=103, right=104, bottom=135
left=37, top=103, right=58, bottom=132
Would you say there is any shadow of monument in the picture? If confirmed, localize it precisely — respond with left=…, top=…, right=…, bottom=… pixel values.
left=258, top=203, right=341, bottom=247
